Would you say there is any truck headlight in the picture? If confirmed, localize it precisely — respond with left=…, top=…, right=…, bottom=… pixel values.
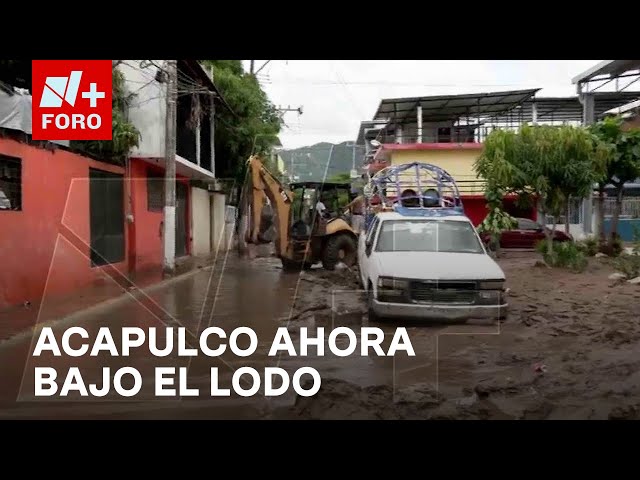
left=478, top=280, right=505, bottom=290
left=378, top=277, right=408, bottom=290
left=376, top=277, right=408, bottom=301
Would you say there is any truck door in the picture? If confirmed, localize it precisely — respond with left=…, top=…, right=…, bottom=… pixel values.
left=359, top=216, right=379, bottom=288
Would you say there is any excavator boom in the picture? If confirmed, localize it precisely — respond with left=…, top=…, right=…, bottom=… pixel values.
left=245, top=155, right=293, bottom=258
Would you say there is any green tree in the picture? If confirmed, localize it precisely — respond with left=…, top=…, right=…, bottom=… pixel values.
left=476, top=186, right=517, bottom=256
left=590, top=116, right=640, bottom=249
left=475, top=124, right=602, bottom=256
left=70, top=67, right=141, bottom=165
left=202, top=60, right=282, bottom=186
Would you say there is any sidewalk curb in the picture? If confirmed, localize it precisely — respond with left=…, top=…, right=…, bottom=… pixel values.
left=0, top=264, right=214, bottom=350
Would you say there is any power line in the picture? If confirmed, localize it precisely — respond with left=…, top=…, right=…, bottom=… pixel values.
left=256, top=77, right=574, bottom=88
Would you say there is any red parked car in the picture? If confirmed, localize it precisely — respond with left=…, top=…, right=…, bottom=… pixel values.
left=480, top=217, right=572, bottom=249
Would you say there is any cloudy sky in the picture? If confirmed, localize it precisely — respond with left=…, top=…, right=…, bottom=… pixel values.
left=241, top=60, right=600, bottom=149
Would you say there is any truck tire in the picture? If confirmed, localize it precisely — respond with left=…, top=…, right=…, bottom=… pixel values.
left=367, top=284, right=380, bottom=322
left=322, top=233, right=357, bottom=271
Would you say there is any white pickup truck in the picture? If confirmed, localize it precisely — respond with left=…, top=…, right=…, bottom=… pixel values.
left=358, top=208, right=508, bottom=323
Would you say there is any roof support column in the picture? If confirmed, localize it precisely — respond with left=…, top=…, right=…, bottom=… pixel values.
left=580, top=92, right=595, bottom=234
left=532, top=102, right=538, bottom=125
left=582, top=93, right=595, bottom=125
left=396, top=125, right=403, bottom=144
left=417, top=105, right=423, bottom=143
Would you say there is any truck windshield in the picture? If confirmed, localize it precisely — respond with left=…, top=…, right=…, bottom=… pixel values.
left=375, top=219, right=484, bottom=254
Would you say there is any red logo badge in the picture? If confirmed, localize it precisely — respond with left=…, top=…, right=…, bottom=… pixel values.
left=32, top=60, right=113, bottom=141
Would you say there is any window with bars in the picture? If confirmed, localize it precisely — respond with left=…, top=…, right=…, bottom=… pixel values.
left=0, top=154, right=21, bottom=211
left=147, top=169, right=164, bottom=212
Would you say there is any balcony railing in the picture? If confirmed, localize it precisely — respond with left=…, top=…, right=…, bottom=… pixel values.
left=455, top=178, right=488, bottom=196
left=373, top=125, right=505, bottom=145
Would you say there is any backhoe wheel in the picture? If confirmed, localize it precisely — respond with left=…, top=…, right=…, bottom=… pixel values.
left=322, top=233, right=358, bottom=271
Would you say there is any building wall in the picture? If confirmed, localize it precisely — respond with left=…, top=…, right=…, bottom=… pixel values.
left=128, top=158, right=193, bottom=270
left=623, top=115, right=640, bottom=131
left=603, top=218, right=640, bottom=242
left=395, top=121, right=454, bottom=142
left=0, top=137, right=127, bottom=308
left=211, top=192, right=227, bottom=253
left=389, top=147, right=484, bottom=195
left=385, top=145, right=536, bottom=227
left=191, top=186, right=211, bottom=256
left=462, top=197, right=489, bottom=227
left=128, top=158, right=163, bottom=273
left=119, top=61, right=166, bottom=159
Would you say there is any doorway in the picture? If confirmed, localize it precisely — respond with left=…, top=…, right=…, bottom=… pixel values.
left=89, top=168, right=125, bottom=266
left=176, top=181, right=188, bottom=257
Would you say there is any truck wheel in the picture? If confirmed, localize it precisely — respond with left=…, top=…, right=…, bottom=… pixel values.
left=367, top=285, right=380, bottom=322
left=322, top=233, right=357, bottom=271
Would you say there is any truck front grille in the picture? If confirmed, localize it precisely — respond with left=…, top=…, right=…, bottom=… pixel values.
left=409, top=281, right=478, bottom=304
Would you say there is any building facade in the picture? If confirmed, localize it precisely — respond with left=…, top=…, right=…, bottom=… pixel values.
left=357, top=87, right=640, bottom=231
left=0, top=60, right=232, bottom=309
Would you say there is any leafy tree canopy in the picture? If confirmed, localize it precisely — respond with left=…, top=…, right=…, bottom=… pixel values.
left=475, top=124, right=603, bottom=254
left=202, top=60, right=282, bottom=185
left=590, top=115, right=640, bottom=189
left=70, top=67, right=141, bottom=165
left=590, top=115, right=640, bottom=246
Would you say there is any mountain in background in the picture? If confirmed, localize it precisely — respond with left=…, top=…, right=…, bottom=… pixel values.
left=278, top=141, right=366, bottom=182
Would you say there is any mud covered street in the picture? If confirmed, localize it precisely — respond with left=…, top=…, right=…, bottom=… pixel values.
left=1, top=249, right=639, bottom=420
left=275, top=251, right=640, bottom=420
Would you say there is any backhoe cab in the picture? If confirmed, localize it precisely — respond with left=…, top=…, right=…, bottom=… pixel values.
left=245, top=156, right=358, bottom=272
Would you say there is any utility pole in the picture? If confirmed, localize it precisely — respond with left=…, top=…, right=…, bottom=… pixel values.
left=277, top=105, right=303, bottom=116
left=163, top=60, right=178, bottom=276
left=250, top=60, right=271, bottom=75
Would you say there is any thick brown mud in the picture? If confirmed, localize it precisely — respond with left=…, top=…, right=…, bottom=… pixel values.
left=275, top=251, right=640, bottom=420
left=1, top=247, right=639, bottom=420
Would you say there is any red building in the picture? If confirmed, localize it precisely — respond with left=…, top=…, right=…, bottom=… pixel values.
left=0, top=60, right=230, bottom=309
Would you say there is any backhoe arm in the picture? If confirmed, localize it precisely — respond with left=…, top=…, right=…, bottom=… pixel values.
left=246, top=155, right=293, bottom=258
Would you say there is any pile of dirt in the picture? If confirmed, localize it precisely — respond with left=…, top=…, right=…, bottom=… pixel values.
left=285, top=267, right=366, bottom=329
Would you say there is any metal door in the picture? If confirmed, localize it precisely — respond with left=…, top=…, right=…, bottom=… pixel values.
left=176, top=181, right=188, bottom=257
left=89, top=168, right=124, bottom=266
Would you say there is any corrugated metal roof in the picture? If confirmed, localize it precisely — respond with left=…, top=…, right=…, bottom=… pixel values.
left=373, top=89, right=540, bottom=125
left=490, top=92, right=640, bottom=124
left=572, top=60, right=640, bottom=84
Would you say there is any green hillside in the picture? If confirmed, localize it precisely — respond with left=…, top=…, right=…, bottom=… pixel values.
left=279, top=141, right=366, bottom=182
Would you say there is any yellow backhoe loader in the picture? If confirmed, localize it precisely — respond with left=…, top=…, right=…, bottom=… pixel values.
left=244, top=155, right=358, bottom=272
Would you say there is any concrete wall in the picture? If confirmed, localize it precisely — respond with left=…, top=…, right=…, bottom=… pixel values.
left=128, top=158, right=192, bottom=273
left=603, top=218, right=640, bottom=242
left=395, top=121, right=455, bottom=142
left=0, top=137, right=128, bottom=308
left=128, top=159, right=163, bottom=272
left=223, top=205, right=237, bottom=251
left=191, top=187, right=211, bottom=256
left=385, top=145, right=536, bottom=227
left=623, top=116, right=640, bottom=131
left=389, top=147, right=484, bottom=195
left=119, top=61, right=166, bottom=159
left=211, top=193, right=226, bottom=254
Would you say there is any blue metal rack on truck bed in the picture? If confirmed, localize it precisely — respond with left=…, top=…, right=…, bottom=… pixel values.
left=363, top=162, right=466, bottom=228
